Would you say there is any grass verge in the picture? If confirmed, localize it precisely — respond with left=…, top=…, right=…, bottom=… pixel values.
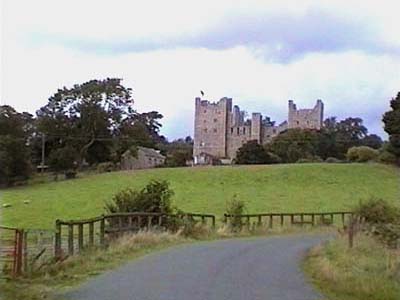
left=304, top=233, right=400, bottom=300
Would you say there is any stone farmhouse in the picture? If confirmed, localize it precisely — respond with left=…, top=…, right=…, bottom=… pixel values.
left=121, top=147, right=166, bottom=170
left=193, top=97, right=324, bottom=164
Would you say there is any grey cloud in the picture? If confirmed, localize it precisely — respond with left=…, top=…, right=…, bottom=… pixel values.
left=30, top=8, right=400, bottom=62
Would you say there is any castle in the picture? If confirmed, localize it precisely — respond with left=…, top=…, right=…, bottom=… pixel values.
left=193, top=97, right=324, bottom=164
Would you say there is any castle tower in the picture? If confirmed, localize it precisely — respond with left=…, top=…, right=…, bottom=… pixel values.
left=251, top=113, right=262, bottom=143
left=193, top=97, right=231, bottom=160
left=287, top=99, right=324, bottom=130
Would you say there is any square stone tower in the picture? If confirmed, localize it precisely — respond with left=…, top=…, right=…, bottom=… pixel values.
left=193, top=97, right=231, bottom=159
left=288, top=99, right=324, bottom=130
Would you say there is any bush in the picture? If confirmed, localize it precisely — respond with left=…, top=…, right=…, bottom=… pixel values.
left=105, top=180, right=176, bottom=229
left=355, top=198, right=400, bottom=225
left=97, top=162, right=116, bottom=173
left=296, top=156, right=323, bottom=164
left=378, top=150, right=397, bottom=164
left=267, top=152, right=282, bottom=164
left=346, top=146, right=379, bottom=162
left=225, top=196, right=246, bottom=232
left=325, top=157, right=342, bottom=163
left=106, top=180, right=174, bottom=215
left=355, top=199, right=400, bottom=248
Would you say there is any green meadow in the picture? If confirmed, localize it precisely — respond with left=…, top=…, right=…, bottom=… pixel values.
left=0, top=163, right=398, bottom=229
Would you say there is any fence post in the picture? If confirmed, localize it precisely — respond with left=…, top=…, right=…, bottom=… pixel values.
left=78, top=224, right=84, bottom=252
left=100, top=216, right=105, bottom=248
left=341, top=213, right=345, bottom=228
left=212, top=216, right=216, bottom=229
left=147, top=215, right=152, bottom=229
left=55, top=220, right=62, bottom=259
left=68, top=224, right=74, bottom=256
left=89, top=222, right=94, bottom=247
left=280, top=214, right=284, bottom=226
left=311, top=214, right=315, bottom=226
left=15, top=229, right=24, bottom=276
left=269, top=215, right=273, bottom=229
left=257, top=215, right=262, bottom=227
left=348, top=215, right=354, bottom=248
left=23, top=231, right=28, bottom=273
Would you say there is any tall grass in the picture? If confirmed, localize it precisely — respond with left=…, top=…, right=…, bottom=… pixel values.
left=305, top=234, right=400, bottom=300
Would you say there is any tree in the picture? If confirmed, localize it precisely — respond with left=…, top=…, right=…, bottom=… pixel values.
left=383, top=92, right=400, bottom=162
left=162, top=136, right=193, bottom=167
left=236, top=140, right=274, bottom=164
left=361, top=134, right=383, bottom=149
left=37, top=78, right=135, bottom=168
left=48, top=145, right=79, bottom=178
left=267, top=129, right=320, bottom=163
left=0, top=105, right=33, bottom=185
left=0, top=136, right=32, bottom=186
left=335, top=117, right=368, bottom=158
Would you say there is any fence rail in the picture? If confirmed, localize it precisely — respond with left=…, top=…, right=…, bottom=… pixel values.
left=223, top=211, right=354, bottom=228
left=55, top=212, right=216, bottom=258
left=2, top=210, right=355, bottom=278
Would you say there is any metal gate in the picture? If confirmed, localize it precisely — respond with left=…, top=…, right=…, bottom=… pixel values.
left=0, top=226, right=24, bottom=277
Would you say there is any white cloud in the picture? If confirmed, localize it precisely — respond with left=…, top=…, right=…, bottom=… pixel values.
left=1, top=0, right=400, bottom=140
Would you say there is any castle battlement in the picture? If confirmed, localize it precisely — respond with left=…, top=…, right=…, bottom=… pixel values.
left=193, top=97, right=324, bottom=163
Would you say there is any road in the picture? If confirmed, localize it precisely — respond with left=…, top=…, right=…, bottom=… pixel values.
left=64, top=235, right=327, bottom=300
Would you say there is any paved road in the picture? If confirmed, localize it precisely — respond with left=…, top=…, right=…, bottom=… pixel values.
left=64, top=235, right=327, bottom=300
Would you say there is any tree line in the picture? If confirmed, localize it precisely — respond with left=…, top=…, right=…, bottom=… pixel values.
left=1, top=78, right=399, bottom=186
left=236, top=93, right=400, bottom=165
left=0, top=78, right=192, bottom=186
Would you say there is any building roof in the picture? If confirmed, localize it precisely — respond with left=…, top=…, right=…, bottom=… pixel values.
left=137, top=147, right=165, bottom=159
left=122, top=147, right=165, bottom=160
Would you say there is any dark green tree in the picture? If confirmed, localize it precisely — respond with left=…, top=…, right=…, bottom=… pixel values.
left=361, top=134, right=383, bottom=149
left=37, top=78, right=134, bottom=167
left=162, top=136, right=193, bottom=167
left=383, top=92, right=400, bottom=162
left=267, top=129, right=320, bottom=163
left=0, top=105, right=33, bottom=185
left=48, top=145, right=79, bottom=178
left=236, top=140, right=274, bottom=164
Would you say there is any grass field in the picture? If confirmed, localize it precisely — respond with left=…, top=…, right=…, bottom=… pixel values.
left=0, top=163, right=399, bottom=229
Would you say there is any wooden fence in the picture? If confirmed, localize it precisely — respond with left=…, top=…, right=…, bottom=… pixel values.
left=55, top=212, right=215, bottom=257
left=223, top=211, right=354, bottom=229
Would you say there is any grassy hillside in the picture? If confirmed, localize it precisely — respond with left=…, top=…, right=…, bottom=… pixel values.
left=0, top=163, right=398, bottom=229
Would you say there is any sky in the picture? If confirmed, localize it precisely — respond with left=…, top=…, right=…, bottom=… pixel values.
left=1, top=0, right=400, bottom=140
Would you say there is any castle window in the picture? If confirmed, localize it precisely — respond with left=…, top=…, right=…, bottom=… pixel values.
left=200, top=141, right=205, bottom=147
left=273, top=129, right=276, bottom=134
left=203, top=110, right=207, bottom=113
left=204, top=128, right=208, bottom=133
left=213, top=128, right=217, bottom=133
left=231, top=128, right=234, bottom=134
left=237, top=128, right=240, bottom=135
left=243, top=127, right=246, bottom=134
left=297, top=121, right=300, bottom=125
left=213, top=118, right=218, bottom=123
left=203, top=120, right=207, bottom=123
